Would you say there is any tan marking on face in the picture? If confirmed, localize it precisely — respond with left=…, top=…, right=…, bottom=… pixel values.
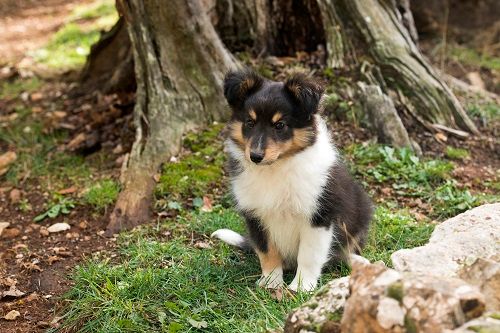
left=256, top=242, right=282, bottom=276
left=228, top=121, right=245, bottom=149
left=272, top=112, right=283, bottom=123
left=249, top=109, right=257, bottom=121
left=260, top=127, right=315, bottom=163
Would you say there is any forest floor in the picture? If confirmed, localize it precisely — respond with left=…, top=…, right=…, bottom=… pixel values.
left=0, top=1, right=499, bottom=332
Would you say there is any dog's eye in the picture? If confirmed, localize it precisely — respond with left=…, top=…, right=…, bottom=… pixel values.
left=274, top=121, right=285, bottom=130
left=245, top=119, right=255, bottom=128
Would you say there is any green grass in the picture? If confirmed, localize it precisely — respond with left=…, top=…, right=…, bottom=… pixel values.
left=445, top=147, right=470, bottom=160
left=34, top=195, right=76, bottom=222
left=0, top=77, right=42, bottom=100
left=449, top=45, right=500, bottom=71
left=0, top=105, right=91, bottom=187
left=467, top=103, right=500, bottom=122
left=57, top=203, right=431, bottom=333
left=30, top=0, right=118, bottom=70
left=84, top=179, right=121, bottom=211
left=345, top=144, right=482, bottom=218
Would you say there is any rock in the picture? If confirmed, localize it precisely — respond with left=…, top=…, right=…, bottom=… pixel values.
left=39, top=227, right=50, bottom=237
left=1, top=227, right=21, bottom=239
left=78, top=221, right=89, bottom=229
left=357, top=82, right=413, bottom=149
left=340, top=261, right=485, bottom=333
left=459, top=257, right=500, bottom=311
left=9, top=188, right=21, bottom=203
left=47, top=222, right=71, bottom=233
left=0, top=222, right=10, bottom=236
left=391, top=203, right=500, bottom=277
left=448, top=313, right=500, bottom=332
left=284, top=276, right=349, bottom=333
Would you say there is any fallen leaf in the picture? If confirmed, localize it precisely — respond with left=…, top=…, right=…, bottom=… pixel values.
left=188, top=318, right=208, bottom=329
left=47, top=256, right=60, bottom=265
left=9, top=189, right=21, bottom=203
left=47, top=222, right=71, bottom=233
left=30, top=92, right=43, bottom=101
left=0, top=222, right=10, bottom=237
left=194, top=241, right=212, bottom=249
left=66, top=133, right=86, bottom=150
left=201, top=196, right=213, bottom=212
left=1, top=285, right=25, bottom=299
left=434, top=132, right=448, bottom=142
left=4, top=310, right=20, bottom=320
left=58, top=186, right=77, bottom=195
left=0, top=151, right=17, bottom=175
left=1, top=227, right=20, bottom=239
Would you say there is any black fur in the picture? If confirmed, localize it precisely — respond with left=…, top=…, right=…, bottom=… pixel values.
left=224, top=69, right=264, bottom=109
left=311, top=163, right=373, bottom=261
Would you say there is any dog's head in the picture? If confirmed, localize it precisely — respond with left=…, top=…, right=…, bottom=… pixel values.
left=224, top=69, right=324, bottom=165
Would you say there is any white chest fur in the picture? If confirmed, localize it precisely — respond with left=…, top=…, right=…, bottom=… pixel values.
left=227, top=117, right=338, bottom=261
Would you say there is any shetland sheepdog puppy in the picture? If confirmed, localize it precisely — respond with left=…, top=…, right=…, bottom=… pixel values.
left=211, top=69, right=373, bottom=292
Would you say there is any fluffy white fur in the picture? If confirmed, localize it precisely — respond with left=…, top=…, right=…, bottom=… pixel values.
left=224, top=116, right=338, bottom=291
left=210, top=229, right=246, bottom=248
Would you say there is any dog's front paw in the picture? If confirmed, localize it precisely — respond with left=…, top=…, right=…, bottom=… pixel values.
left=258, top=271, right=283, bottom=289
left=288, top=275, right=317, bottom=292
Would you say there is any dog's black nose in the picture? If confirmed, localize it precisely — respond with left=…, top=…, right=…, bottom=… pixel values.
left=250, top=152, right=264, bottom=164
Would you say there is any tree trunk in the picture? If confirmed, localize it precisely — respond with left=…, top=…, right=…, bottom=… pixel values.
left=105, top=0, right=238, bottom=235
left=79, top=18, right=135, bottom=94
left=317, top=0, right=479, bottom=140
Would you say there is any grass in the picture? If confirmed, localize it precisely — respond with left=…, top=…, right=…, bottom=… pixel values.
left=84, top=179, right=121, bottom=211
left=449, top=45, right=500, bottom=71
left=57, top=202, right=432, bottom=333
left=0, top=77, right=42, bottom=100
left=0, top=105, right=91, bottom=188
left=345, top=144, right=482, bottom=218
left=30, top=0, right=118, bottom=70
left=445, top=147, right=470, bottom=160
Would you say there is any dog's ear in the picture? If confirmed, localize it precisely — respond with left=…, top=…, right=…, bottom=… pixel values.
left=224, top=69, right=264, bottom=109
left=284, top=74, right=324, bottom=117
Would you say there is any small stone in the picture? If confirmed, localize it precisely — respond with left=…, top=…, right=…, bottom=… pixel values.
left=0, top=222, right=10, bottom=236
left=78, top=221, right=88, bottom=229
left=2, top=227, right=21, bottom=239
left=39, top=228, right=50, bottom=237
left=47, top=222, right=71, bottom=233
left=9, top=189, right=21, bottom=203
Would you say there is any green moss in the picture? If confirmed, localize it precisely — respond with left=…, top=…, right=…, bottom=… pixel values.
left=155, top=124, right=225, bottom=208
left=467, top=325, right=499, bottom=333
left=326, top=310, right=343, bottom=322
left=445, top=147, right=470, bottom=160
left=404, top=315, right=417, bottom=333
left=84, top=179, right=121, bottom=210
left=70, top=0, right=116, bottom=20
left=387, top=282, right=404, bottom=302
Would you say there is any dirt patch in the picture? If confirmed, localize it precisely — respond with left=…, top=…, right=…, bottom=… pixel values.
left=0, top=0, right=94, bottom=64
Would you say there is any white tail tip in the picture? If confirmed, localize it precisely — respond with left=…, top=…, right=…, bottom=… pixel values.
left=211, top=229, right=246, bottom=248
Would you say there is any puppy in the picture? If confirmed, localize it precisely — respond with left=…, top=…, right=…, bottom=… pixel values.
left=212, top=69, right=373, bottom=292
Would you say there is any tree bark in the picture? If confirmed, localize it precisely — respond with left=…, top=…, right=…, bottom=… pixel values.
left=106, top=0, right=238, bottom=235
left=317, top=0, right=479, bottom=140
left=79, top=18, right=135, bottom=94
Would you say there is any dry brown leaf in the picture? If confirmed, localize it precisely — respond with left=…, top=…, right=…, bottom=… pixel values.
left=201, top=196, right=213, bottom=212
left=47, top=256, right=60, bottom=265
left=0, top=151, right=17, bottom=170
left=58, top=186, right=77, bottom=195
left=1, top=285, right=25, bottom=299
left=434, top=132, right=448, bottom=142
left=4, top=310, right=20, bottom=320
